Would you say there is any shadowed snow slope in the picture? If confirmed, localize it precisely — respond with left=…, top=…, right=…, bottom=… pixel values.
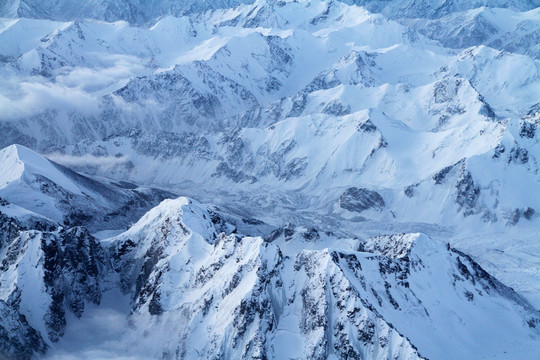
left=46, top=199, right=540, bottom=359
left=0, top=144, right=174, bottom=231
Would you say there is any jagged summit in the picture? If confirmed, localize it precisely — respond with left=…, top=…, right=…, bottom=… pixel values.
left=0, top=144, right=30, bottom=187
left=358, top=232, right=431, bottom=259
left=1, top=171, right=539, bottom=359
left=115, top=196, right=225, bottom=245
left=74, top=198, right=540, bottom=358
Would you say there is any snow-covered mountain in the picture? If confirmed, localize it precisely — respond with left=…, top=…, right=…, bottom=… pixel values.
left=102, top=198, right=539, bottom=359
left=1, top=0, right=540, bottom=358
left=0, top=144, right=174, bottom=231
left=1, top=193, right=538, bottom=359
left=0, top=202, right=107, bottom=358
left=0, top=0, right=255, bottom=24
left=1, top=0, right=539, bottom=23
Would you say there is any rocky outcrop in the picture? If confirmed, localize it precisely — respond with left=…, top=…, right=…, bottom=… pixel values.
left=104, top=200, right=539, bottom=359
left=0, top=211, right=108, bottom=354
left=0, top=300, right=48, bottom=360
left=339, top=187, right=386, bottom=213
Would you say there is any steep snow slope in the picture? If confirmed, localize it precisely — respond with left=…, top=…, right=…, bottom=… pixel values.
left=0, top=208, right=109, bottom=359
left=1, top=194, right=536, bottom=359
left=0, top=144, right=174, bottom=231
left=38, top=198, right=539, bottom=359
left=0, top=143, right=537, bottom=359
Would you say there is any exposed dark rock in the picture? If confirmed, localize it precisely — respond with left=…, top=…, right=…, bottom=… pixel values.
left=280, top=157, right=308, bottom=180
left=433, top=165, right=453, bottom=184
left=284, top=224, right=295, bottom=241
left=404, top=184, right=417, bottom=198
left=242, top=218, right=264, bottom=225
left=305, top=72, right=342, bottom=93
left=492, top=143, right=505, bottom=159
left=508, top=146, right=529, bottom=164
left=339, top=187, right=385, bottom=213
left=507, top=207, right=536, bottom=225
left=302, top=228, right=320, bottom=241
left=134, top=246, right=166, bottom=314
left=519, top=121, right=536, bottom=139
left=523, top=207, right=536, bottom=220
left=358, top=119, right=377, bottom=133
left=507, top=209, right=522, bottom=226
left=479, top=99, right=496, bottom=119
left=455, top=171, right=480, bottom=216
left=213, top=162, right=257, bottom=183
left=287, top=93, right=307, bottom=118
left=41, top=227, right=107, bottom=340
left=0, top=300, right=48, bottom=360
left=0, top=212, right=22, bottom=252
left=322, top=100, right=351, bottom=116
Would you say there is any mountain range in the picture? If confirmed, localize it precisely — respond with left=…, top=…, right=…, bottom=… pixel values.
left=0, top=0, right=539, bottom=358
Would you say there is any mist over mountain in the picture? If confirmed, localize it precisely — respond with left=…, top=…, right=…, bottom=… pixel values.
left=0, top=0, right=539, bottom=358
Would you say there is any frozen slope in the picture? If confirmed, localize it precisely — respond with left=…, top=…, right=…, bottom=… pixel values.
left=0, top=144, right=174, bottom=231
left=0, top=210, right=108, bottom=359
left=37, top=198, right=539, bottom=359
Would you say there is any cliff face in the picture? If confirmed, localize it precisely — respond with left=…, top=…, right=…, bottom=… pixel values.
left=1, top=191, right=539, bottom=359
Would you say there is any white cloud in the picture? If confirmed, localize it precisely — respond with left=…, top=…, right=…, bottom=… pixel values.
left=0, top=53, right=147, bottom=121
left=54, top=54, right=147, bottom=93
left=46, top=153, right=130, bottom=169
left=0, top=79, right=100, bottom=120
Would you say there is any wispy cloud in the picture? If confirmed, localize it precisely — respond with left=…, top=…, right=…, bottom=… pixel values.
left=0, top=53, right=147, bottom=121
left=0, top=78, right=100, bottom=120
left=54, top=54, right=146, bottom=93
left=46, top=153, right=130, bottom=169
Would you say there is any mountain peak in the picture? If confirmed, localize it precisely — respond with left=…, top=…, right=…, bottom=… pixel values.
left=0, top=144, right=174, bottom=230
left=0, top=143, right=82, bottom=194
left=119, top=196, right=219, bottom=242
left=0, top=144, right=33, bottom=188
left=3, top=143, right=47, bottom=165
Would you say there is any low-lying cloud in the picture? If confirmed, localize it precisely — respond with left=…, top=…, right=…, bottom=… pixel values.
left=46, top=153, right=131, bottom=169
left=0, top=78, right=101, bottom=120
left=0, top=53, right=147, bottom=121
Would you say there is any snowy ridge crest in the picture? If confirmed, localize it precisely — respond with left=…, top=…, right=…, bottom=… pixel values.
left=0, top=186, right=539, bottom=358
left=98, top=198, right=539, bottom=359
